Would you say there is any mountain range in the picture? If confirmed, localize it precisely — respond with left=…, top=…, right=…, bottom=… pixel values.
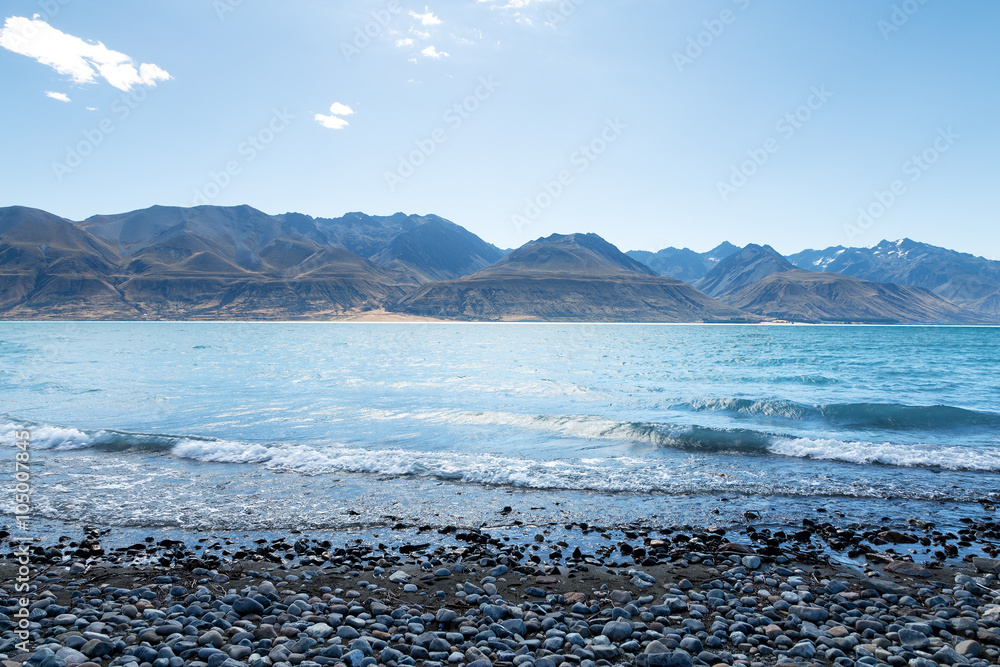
left=787, top=239, right=1000, bottom=316
left=0, top=204, right=995, bottom=324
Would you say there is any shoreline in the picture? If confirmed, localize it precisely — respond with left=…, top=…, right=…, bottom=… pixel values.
left=3, top=516, right=1000, bottom=667
left=1, top=317, right=997, bottom=326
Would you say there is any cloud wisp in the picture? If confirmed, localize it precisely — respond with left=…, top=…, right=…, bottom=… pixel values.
left=45, top=90, right=70, bottom=102
left=421, top=45, right=449, bottom=59
left=409, top=9, right=442, bottom=26
left=0, top=16, right=171, bottom=92
left=315, top=102, right=354, bottom=130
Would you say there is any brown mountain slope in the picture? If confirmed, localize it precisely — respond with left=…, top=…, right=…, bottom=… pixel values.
left=1, top=205, right=413, bottom=319
left=396, top=233, right=757, bottom=322
left=0, top=206, right=137, bottom=318
left=722, top=269, right=986, bottom=324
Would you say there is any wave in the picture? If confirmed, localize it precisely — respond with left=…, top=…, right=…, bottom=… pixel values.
left=682, top=397, right=1000, bottom=430
left=769, top=437, right=1000, bottom=471
left=408, top=410, right=774, bottom=452
left=4, top=412, right=999, bottom=494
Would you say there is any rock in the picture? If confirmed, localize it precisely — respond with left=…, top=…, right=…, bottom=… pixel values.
left=741, top=555, right=761, bottom=570
left=602, top=621, right=633, bottom=642
left=645, top=640, right=671, bottom=655
left=898, top=628, right=930, bottom=650
left=973, top=557, right=1000, bottom=574
left=788, top=641, right=817, bottom=659
left=79, top=640, right=112, bottom=659
left=789, top=605, right=829, bottom=623
left=542, top=637, right=563, bottom=651
left=981, top=607, right=1000, bottom=622
left=932, top=646, right=968, bottom=665
left=232, top=597, right=265, bottom=616
left=198, top=630, right=225, bottom=648
left=826, top=579, right=848, bottom=594
left=55, top=648, right=88, bottom=664
left=591, top=646, right=619, bottom=661
left=436, top=608, right=457, bottom=624
left=956, top=640, right=981, bottom=657
left=885, top=560, right=932, bottom=578
left=878, top=530, right=917, bottom=544
left=155, top=622, right=184, bottom=636
left=389, top=570, right=410, bottom=583
left=861, top=577, right=909, bottom=596
left=977, top=628, right=1000, bottom=645
left=719, top=542, right=755, bottom=554
left=342, top=649, right=365, bottom=667
left=306, top=623, right=334, bottom=639
left=349, top=639, right=373, bottom=657
left=501, top=618, right=527, bottom=636
left=678, top=637, right=702, bottom=654
left=651, top=650, right=692, bottom=667
left=482, top=604, right=506, bottom=621
left=610, top=590, right=632, bottom=604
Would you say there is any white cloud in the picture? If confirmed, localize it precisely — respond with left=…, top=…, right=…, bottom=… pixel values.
left=86, top=106, right=97, bottom=111
left=409, top=8, right=442, bottom=26
left=314, top=114, right=349, bottom=130
left=0, top=16, right=171, bottom=92
left=395, top=38, right=414, bottom=47
left=410, top=27, right=431, bottom=40
left=327, top=102, right=354, bottom=116
left=45, top=90, right=70, bottom=102
left=315, top=102, right=354, bottom=130
left=421, top=45, right=449, bottom=58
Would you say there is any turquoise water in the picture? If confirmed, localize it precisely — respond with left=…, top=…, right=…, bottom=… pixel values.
left=2, top=323, right=999, bottom=533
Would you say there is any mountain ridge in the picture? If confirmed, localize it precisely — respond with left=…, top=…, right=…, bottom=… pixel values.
left=0, top=205, right=994, bottom=323
left=397, top=233, right=757, bottom=322
left=788, top=238, right=1000, bottom=316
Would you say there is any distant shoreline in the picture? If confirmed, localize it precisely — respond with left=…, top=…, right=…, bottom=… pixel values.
left=0, top=317, right=995, bottom=326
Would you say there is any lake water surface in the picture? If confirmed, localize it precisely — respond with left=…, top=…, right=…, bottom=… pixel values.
left=2, top=323, right=998, bottom=537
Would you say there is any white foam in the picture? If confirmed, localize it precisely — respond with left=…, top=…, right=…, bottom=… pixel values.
left=769, top=437, right=1000, bottom=472
left=1, top=421, right=99, bottom=450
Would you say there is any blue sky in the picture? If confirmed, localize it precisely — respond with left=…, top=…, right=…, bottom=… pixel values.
left=1, top=1, right=998, bottom=258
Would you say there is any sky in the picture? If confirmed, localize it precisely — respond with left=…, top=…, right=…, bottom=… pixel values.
left=1, top=1, right=998, bottom=259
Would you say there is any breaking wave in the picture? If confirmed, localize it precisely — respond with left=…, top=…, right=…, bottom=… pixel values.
left=682, top=397, right=1000, bottom=430
left=4, top=412, right=999, bottom=487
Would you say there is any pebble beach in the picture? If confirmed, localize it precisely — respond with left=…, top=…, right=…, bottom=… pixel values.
left=5, top=513, right=1000, bottom=667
